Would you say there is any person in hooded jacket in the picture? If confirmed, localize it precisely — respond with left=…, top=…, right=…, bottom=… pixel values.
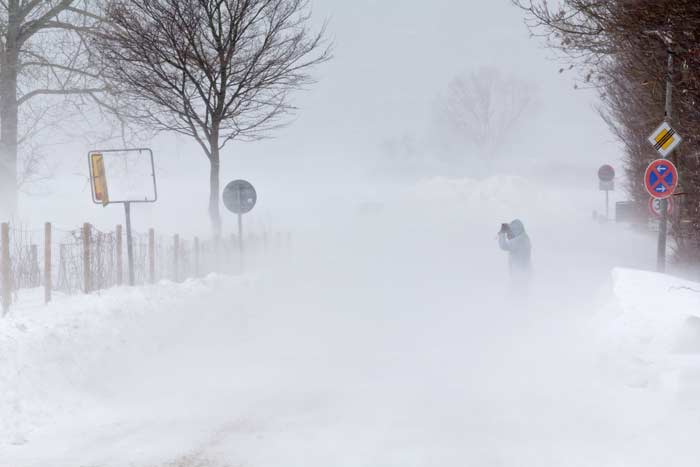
left=498, top=219, right=532, bottom=287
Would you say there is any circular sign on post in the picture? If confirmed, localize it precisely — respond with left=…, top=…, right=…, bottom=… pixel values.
left=223, top=179, right=257, bottom=214
left=598, top=164, right=615, bottom=182
left=649, top=196, right=674, bottom=218
left=644, top=159, right=678, bottom=200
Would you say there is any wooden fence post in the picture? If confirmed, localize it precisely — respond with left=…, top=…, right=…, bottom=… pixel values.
left=116, top=224, right=123, bottom=286
left=1, top=223, right=11, bottom=314
left=83, top=223, right=91, bottom=294
left=44, top=223, right=52, bottom=304
left=30, top=245, right=39, bottom=288
left=173, top=234, right=180, bottom=282
left=194, top=236, right=200, bottom=277
left=148, top=228, right=155, bottom=284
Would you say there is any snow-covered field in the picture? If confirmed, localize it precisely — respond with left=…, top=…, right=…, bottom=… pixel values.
left=2, top=176, right=699, bottom=467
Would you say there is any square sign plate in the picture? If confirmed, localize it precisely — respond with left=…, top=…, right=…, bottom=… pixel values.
left=648, top=121, right=682, bottom=158
left=88, top=148, right=157, bottom=205
left=599, top=180, right=615, bottom=191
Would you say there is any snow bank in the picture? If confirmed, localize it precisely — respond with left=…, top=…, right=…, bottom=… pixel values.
left=598, top=268, right=700, bottom=390
left=0, top=275, right=253, bottom=446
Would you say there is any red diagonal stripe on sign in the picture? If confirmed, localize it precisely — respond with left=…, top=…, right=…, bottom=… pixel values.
left=651, top=166, right=673, bottom=191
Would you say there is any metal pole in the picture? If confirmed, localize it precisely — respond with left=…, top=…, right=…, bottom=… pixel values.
left=657, top=47, right=673, bottom=273
left=238, top=213, right=243, bottom=257
left=605, top=190, right=610, bottom=220
left=124, top=202, right=135, bottom=286
left=237, top=184, right=244, bottom=269
left=665, top=48, right=674, bottom=121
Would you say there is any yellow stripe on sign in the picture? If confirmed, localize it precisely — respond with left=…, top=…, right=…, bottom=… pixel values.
left=655, top=129, right=668, bottom=144
left=655, top=130, right=675, bottom=150
left=661, top=136, right=675, bottom=150
left=91, top=153, right=110, bottom=205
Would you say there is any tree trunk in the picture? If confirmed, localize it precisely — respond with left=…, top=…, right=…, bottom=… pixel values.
left=0, top=4, right=20, bottom=220
left=209, top=149, right=222, bottom=238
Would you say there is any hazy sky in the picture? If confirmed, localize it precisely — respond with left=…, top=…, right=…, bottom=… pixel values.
left=224, top=0, right=620, bottom=170
left=24, top=0, right=623, bottom=234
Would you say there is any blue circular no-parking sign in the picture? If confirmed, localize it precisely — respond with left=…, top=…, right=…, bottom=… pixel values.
left=644, top=159, right=678, bottom=200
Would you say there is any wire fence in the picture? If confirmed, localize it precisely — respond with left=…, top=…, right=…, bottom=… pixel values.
left=0, top=222, right=292, bottom=314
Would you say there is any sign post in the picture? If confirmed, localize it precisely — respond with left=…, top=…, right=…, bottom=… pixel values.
left=598, top=164, right=615, bottom=219
left=644, top=38, right=680, bottom=273
left=124, top=202, right=135, bottom=286
left=644, top=157, right=679, bottom=273
left=222, top=180, right=257, bottom=269
left=88, top=148, right=157, bottom=286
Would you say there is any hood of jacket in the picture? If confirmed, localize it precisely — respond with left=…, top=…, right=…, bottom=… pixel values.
left=509, top=219, right=526, bottom=237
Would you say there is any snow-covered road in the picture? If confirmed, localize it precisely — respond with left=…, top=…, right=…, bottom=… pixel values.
left=3, top=177, right=699, bottom=466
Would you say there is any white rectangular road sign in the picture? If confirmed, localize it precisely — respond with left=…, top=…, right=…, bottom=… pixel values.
left=600, top=180, right=614, bottom=192
left=88, top=148, right=157, bottom=204
left=648, top=121, right=682, bottom=158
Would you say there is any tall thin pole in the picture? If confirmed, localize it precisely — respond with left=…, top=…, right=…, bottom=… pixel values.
left=237, top=184, right=244, bottom=272
left=238, top=213, right=243, bottom=257
left=657, top=47, right=673, bottom=273
left=124, top=202, right=135, bottom=286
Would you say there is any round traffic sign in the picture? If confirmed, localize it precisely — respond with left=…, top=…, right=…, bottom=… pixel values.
left=598, top=164, right=615, bottom=182
left=644, top=159, right=678, bottom=200
left=648, top=196, right=674, bottom=218
left=222, top=179, right=257, bottom=214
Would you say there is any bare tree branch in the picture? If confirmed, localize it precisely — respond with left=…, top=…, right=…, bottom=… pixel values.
left=0, top=1, right=119, bottom=213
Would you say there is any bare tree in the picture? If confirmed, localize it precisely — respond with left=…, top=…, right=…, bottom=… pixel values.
left=96, top=0, right=331, bottom=236
left=0, top=1, right=109, bottom=219
left=438, top=68, right=537, bottom=160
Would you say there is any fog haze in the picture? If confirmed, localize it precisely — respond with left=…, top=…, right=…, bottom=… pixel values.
left=22, top=0, right=620, bottom=236
left=6, top=3, right=689, bottom=467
